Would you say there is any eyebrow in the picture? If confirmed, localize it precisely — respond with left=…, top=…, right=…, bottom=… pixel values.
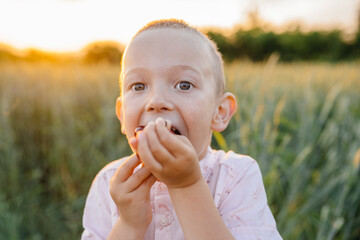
left=170, top=65, right=203, bottom=77
left=124, top=65, right=203, bottom=79
left=123, top=67, right=148, bottom=77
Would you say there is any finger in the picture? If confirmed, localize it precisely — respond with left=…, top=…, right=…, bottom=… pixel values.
left=129, top=174, right=157, bottom=200
left=129, top=136, right=138, bottom=151
left=139, top=174, right=157, bottom=192
left=137, top=130, right=163, bottom=173
left=155, top=119, right=190, bottom=156
left=125, top=166, right=153, bottom=192
left=112, top=154, right=141, bottom=183
left=164, top=118, right=172, bottom=131
left=146, top=120, right=173, bottom=163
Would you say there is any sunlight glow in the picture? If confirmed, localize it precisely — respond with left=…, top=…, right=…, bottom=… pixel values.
left=0, top=0, right=358, bottom=51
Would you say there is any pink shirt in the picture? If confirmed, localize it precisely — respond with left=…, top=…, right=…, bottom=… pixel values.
left=82, top=148, right=282, bottom=239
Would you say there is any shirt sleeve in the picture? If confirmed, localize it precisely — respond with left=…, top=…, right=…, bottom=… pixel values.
left=216, top=158, right=282, bottom=240
left=81, top=168, right=117, bottom=240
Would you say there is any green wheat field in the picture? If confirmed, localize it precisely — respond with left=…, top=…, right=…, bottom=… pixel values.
left=1, top=60, right=359, bottom=239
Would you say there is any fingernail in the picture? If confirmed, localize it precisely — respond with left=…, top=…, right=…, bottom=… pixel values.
left=165, top=119, right=171, bottom=131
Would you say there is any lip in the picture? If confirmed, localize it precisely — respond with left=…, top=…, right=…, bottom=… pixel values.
left=134, top=126, right=145, bottom=136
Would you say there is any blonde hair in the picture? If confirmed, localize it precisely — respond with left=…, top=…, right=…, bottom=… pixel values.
left=120, top=19, right=225, bottom=95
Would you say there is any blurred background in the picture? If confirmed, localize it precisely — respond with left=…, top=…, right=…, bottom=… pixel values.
left=0, top=0, right=359, bottom=239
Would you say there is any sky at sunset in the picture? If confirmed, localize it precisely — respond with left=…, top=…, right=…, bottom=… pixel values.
left=0, top=0, right=359, bottom=51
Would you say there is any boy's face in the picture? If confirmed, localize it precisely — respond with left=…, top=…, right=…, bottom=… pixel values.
left=118, top=29, right=225, bottom=159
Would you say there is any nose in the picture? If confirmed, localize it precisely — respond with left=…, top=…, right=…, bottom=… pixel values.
left=145, top=86, right=173, bottom=112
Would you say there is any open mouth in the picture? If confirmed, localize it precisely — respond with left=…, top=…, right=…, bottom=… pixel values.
left=170, top=127, right=181, bottom=135
left=134, top=125, right=181, bottom=136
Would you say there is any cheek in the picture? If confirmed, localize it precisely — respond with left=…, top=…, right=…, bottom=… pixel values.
left=185, top=106, right=214, bottom=148
left=122, top=103, right=139, bottom=134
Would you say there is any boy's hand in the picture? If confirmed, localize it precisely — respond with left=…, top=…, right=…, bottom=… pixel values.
left=109, top=154, right=156, bottom=234
left=135, top=118, right=202, bottom=189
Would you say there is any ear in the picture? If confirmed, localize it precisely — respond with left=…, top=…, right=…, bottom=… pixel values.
left=211, top=92, right=237, bottom=132
left=115, top=97, right=126, bottom=134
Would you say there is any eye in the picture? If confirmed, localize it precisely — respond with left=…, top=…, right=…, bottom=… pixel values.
left=131, top=83, right=146, bottom=91
left=176, top=81, right=192, bottom=91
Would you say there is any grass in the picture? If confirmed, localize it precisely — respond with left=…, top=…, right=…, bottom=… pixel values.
left=0, top=60, right=359, bottom=239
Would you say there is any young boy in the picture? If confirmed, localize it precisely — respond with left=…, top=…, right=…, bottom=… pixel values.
left=82, top=19, right=282, bottom=240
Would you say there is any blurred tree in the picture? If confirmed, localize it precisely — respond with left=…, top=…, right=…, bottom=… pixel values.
left=0, top=49, right=17, bottom=62
left=207, top=31, right=235, bottom=62
left=0, top=43, right=20, bottom=62
left=357, top=3, right=360, bottom=34
left=82, top=41, right=124, bottom=64
left=208, top=28, right=358, bottom=62
left=24, top=49, right=59, bottom=62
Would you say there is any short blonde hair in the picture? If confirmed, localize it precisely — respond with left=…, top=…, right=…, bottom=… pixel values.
left=120, top=19, right=225, bottom=96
